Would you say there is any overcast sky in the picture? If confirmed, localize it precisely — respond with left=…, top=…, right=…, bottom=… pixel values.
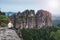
left=0, top=0, right=60, bottom=17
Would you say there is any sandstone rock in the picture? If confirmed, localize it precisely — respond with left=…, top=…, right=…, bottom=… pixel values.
left=36, top=10, right=52, bottom=28
left=9, top=10, right=52, bottom=29
left=0, top=28, right=21, bottom=40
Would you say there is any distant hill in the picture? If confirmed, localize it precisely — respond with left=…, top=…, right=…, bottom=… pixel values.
left=52, top=15, right=60, bottom=24
left=5, top=12, right=16, bottom=16
left=52, top=16, right=60, bottom=20
left=52, top=20, right=60, bottom=24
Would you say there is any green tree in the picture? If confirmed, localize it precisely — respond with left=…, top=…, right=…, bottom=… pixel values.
left=0, top=15, right=9, bottom=27
left=50, top=30, right=60, bottom=40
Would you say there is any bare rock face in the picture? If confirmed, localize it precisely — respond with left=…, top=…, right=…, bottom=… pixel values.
left=36, top=10, right=52, bottom=28
left=28, top=10, right=36, bottom=28
left=15, top=12, right=22, bottom=29
left=0, top=28, right=21, bottom=40
left=21, top=10, right=36, bottom=28
left=10, top=10, right=52, bottom=29
left=21, top=10, right=30, bottom=28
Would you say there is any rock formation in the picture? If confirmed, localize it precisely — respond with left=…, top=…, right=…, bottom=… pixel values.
left=36, top=10, right=52, bottom=28
left=10, top=10, right=52, bottom=29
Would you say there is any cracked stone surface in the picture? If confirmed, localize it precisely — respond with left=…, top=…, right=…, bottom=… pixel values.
left=0, top=27, right=21, bottom=40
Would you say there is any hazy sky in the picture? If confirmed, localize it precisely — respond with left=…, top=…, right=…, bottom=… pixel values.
left=0, top=0, right=60, bottom=16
